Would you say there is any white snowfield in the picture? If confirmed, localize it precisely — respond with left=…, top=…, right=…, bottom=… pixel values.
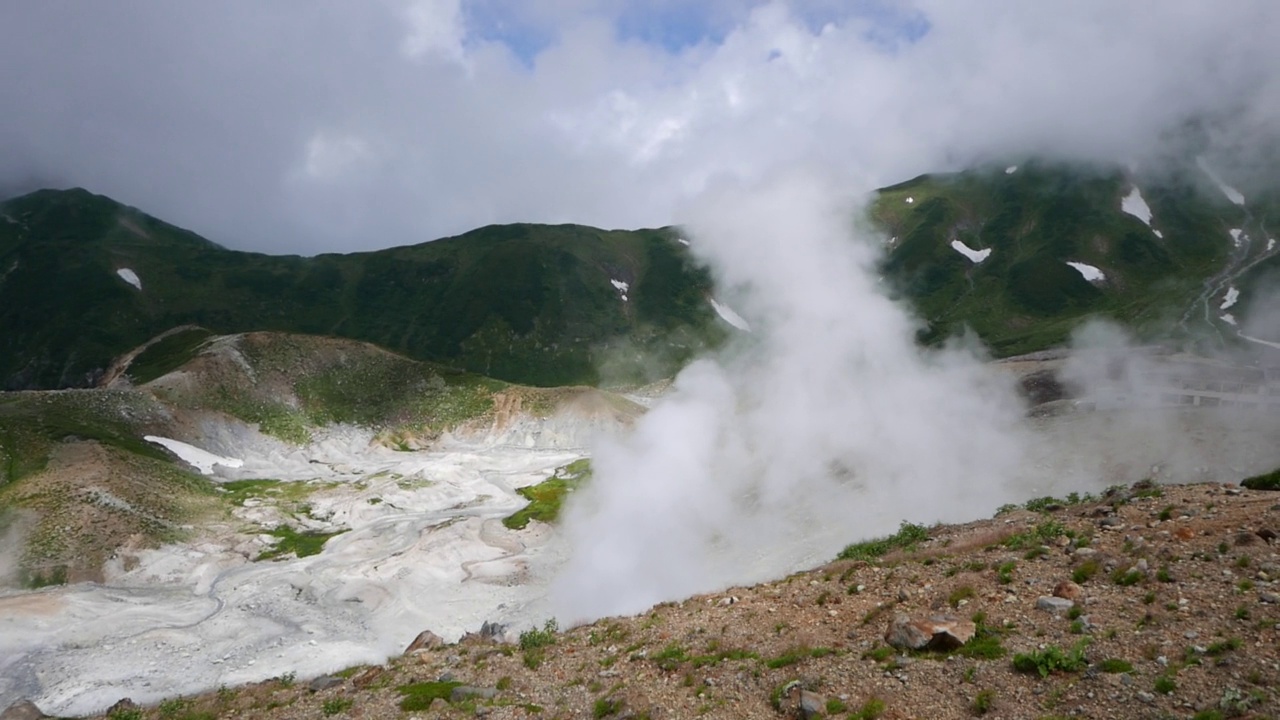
left=1221, top=313, right=1237, bottom=326
left=1270, top=239, right=1276, bottom=252
left=1066, top=261, right=1105, bottom=282
left=709, top=298, right=751, bottom=332
left=144, top=436, right=243, bottom=474
left=1230, top=229, right=1244, bottom=248
left=116, top=268, right=142, bottom=291
left=677, top=237, right=690, bottom=246
left=949, top=239, right=991, bottom=263
left=1197, top=157, right=1246, bottom=206
left=905, top=196, right=914, bottom=204
left=610, top=279, right=629, bottom=302
left=1221, top=286, right=1239, bottom=311
left=1120, top=187, right=1155, bottom=230
left=1005, top=165, right=1018, bottom=174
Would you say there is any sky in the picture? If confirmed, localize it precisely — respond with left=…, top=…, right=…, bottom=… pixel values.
left=2, top=0, right=1279, bottom=254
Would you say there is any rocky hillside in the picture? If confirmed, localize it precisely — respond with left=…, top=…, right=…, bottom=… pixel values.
left=0, top=330, right=634, bottom=588
left=20, top=479, right=1277, bottom=720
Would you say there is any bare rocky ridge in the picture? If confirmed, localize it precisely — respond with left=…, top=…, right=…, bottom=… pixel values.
left=30, top=480, right=1279, bottom=720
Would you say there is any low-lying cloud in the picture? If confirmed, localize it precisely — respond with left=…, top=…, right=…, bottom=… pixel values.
left=1, top=2, right=1279, bottom=252
left=551, top=170, right=1034, bottom=620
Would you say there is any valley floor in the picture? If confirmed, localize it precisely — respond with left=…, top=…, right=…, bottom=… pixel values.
left=49, top=480, right=1280, bottom=720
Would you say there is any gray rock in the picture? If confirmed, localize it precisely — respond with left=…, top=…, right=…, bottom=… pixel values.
left=309, top=675, right=344, bottom=691
left=450, top=686, right=499, bottom=702
left=0, top=700, right=47, bottom=720
left=798, top=690, right=826, bottom=720
left=405, top=629, right=445, bottom=654
left=1036, top=596, right=1075, bottom=613
left=1259, top=591, right=1280, bottom=604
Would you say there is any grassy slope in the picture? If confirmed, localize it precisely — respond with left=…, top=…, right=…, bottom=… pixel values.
left=0, top=189, right=721, bottom=391
left=873, top=161, right=1262, bottom=355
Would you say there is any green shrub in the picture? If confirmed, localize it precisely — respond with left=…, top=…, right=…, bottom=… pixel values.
left=838, top=521, right=929, bottom=561
left=1154, top=675, right=1176, bottom=694
left=593, top=697, right=623, bottom=718
left=1098, top=658, right=1133, bottom=673
left=520, top=619, right=558, bottom=650
left=1072, top=559, right=1100, bottom=584
left=1240, top=468, right=1280, bottom=491
left=950, top=585, right=977, bottom=607
left=1011, top=641, right=1088, bottom=677
left=397, top=681, right=462, bottom=711
left=972, top=689, right=994, bottom=716
left=850, top=698, right=886, bottom=720
left=322, top=697, right=353, bottom=716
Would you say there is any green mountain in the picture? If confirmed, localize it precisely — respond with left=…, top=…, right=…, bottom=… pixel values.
left=872, top=160, right=1280, bottom=355
left=0, top=188, right=722, bottom=390
left=4, top=159, right=1277, bottom=392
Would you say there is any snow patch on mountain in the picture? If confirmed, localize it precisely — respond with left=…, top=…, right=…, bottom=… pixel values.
left=116, top=268, right=142, bottom=291
left=610, top=279, right=629, bottom=302
left=1066, top=261, right=1105, bottom=282
left=1197, top=157, right=1246, bottom=205
left=1005, top=166, right=1018, bottom=174
left=949, top=239, right=991, bottom=263
left=1221, top=286, right=1239, bottom=311
left=709, top=299, right=751, bottom=332
left=1221, top=313, right=1237, bottom=326
left=144, top=436, right=243, bottom=475
left=905, top=197, right=914, bottom=204
left=1230, top=229, right=1244, bottom=248
left=1120, top=187, right=1153, bottom=228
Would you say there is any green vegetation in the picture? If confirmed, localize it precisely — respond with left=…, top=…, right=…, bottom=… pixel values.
left=873, top=162, right=1243, bottom=355
left=519, top=618, right=558, bottom=670
left=764, top=645, right=835, bottom=669
left=256, top=525, right=348, bottom=561
left=1012, top=641, right=1089, bottom=677
left=0, top=188, right=722, bottom=391
left=396, top=681, right=463, bottom=711
left=593, top=697, right=623, bottom=718
left=850, top=697, right=886, bottom=720
left=503, top=459, right=592, bottom=530
left=1241, top=467, right=1280, bottom=491
left=1002, top=520, right=1066, bottom=550
left=1072, top=559, right=1100, bottom=584
left=1154, top=675, right=1177, bottom=695
left=321, top=697, right=353, bottom=716
left=972, top=689, right=994, bottom=715
left=838, top=521, right=929, bottom=561
left=125, top=327, right=213, bottom=384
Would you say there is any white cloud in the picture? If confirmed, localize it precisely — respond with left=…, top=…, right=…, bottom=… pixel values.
left=0, top=1, right=1278, bottom=252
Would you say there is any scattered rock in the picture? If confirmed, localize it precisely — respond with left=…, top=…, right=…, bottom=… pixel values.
left=1036, top=596, right=1075, bottom=614
left=309, top=675, right=344, bottom=692
left=1100, top=517, right=1124, bottom=529
left=352, top=666, right=385, bottom=690
left=1053, top=580, right=1083, bottom=601
left=1257, top=528, right=1277, bottom=543
left=451, top=686, right=499, bottom=702
left=1234, top=532, right=1258, bottom=546
left=405, top=629, right=445, bottom=654
left=884, top=614, right=975, bottom=651
left=1259, top=592, right=1280, bottom=605
left=0, top=700, right=47, bottom=720
left=105, top=699, right=138, bottom=716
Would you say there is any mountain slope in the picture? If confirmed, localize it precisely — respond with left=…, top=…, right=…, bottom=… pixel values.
left=0, top=189, right=722, bottom=390
left=872, top=160, right=1278, bottom=355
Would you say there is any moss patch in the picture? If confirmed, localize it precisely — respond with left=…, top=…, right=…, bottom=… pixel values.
left=503, top=459, right=592, bottom=530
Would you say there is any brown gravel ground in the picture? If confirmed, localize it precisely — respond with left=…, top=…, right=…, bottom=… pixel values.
left=74, top=481, right=1280, bottom=720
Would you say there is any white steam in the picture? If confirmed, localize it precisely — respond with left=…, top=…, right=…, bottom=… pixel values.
left=551, top=171, right=1031, bottom=621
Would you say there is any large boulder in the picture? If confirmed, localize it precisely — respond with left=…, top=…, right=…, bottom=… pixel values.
left=405, top=629, right=445, bottom=654
left=884, top=614, right=976, bottom=651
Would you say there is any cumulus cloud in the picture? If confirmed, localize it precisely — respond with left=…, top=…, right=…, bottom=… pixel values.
left=1, top=1, right=1278, bottom=252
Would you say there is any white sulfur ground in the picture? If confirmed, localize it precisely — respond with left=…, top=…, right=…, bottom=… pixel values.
left=6, top=397, right=1280, bottom=716
left=949, top=239, right=991, bottom=264
left=1066, top=261, right=1105, bottom=282
left=0, top=425, right=586, bottom=717
left=116, top=268, right=142, bottom=291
